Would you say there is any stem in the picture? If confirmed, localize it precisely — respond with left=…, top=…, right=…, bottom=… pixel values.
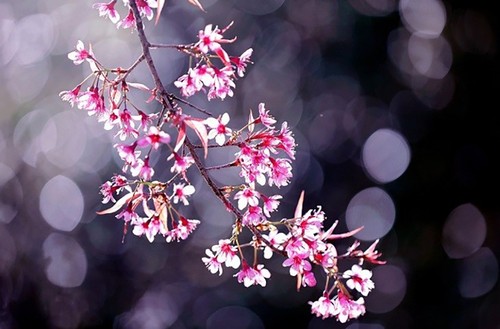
left=128, top=0, right=285, bottom=258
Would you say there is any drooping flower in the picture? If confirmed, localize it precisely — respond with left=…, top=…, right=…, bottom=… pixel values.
left=93, top=1, right=121, bottom=24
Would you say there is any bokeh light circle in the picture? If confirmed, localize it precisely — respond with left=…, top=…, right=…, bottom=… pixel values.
left=43, top=233, right=87, bottom=288
left=40, top=175, right=84, bottom=232
left=207, top=306, right=264, bottom=329
left=233, top=0, right=285, bottom=15
left=458, top=247, right=498, bottom=298
left=346, top=187, right=396, bottom=241
left=365, top=265, right=407, bottom=313
left=362, top=128, right=411, bottom=183
left=399, top=0, right=446, bottom=38
left=442, top=203, right=487, bottom=259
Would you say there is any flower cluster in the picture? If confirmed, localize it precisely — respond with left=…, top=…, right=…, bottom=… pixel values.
left=93, top=0, right=158, bottom=28
left=174, top=22, right=253, bottom=100
left=60, top=0, right=385, bottom=323
left=201, top=191, right=385, bottom=323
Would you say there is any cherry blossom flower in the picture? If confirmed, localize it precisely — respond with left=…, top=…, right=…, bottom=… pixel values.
left=93, top=1, right=121, bottom=24
left=343, top=264, right=375, bottom=296
left=116, top=204, right=139, bottom=223
left=197, top=23, right=234, bottom=64
left=309, top=294, right=336, bottom=319
left=231, top=48, right=253, bottom=77
left=207, top=66, right=235, bottom=100
left=137, top=126, right=171, bottom=149
left=165, top=216, right=200, bottom=242
left=59, top=85, right=81, bottom=107
left=257, top=103, right=276, bottom=129
left=171, top=183, right=195, bottom=205
left=234, top=186, right=260, bottom=210
left=132, top=216, right=160, bottom=242
left=212, top=239, right=241, bottom=269
left=333, top=291, right=366, bottom=323
left=170, top=152, right=195, bottom=177
left=67, top=40, right=93, bottom=65
left=242, top=205, right=265, bottom=226
left=202, top=249, right=223, bottom=275
left=234, top=261, right=270, bottom=287
left=261, top=228, right=288, bottom=259
left=205, top=113, right=232, bottom=146
left=261, top=194, right=282, bottom=217
left=174, top=68, right=202, bottom=97
left=131, top=158, right=154, bottom=180
left=117, top=9, right=135, bottom=29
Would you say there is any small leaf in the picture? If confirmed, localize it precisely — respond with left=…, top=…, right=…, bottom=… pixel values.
left=155, top=0, right=166, bottom=25
left=248, top=110, right=254, bottom=133
left=127, top=82, right=150, bottom=92
left=294, top=190, right=305, bottom=219
left=187, top=0, right=206, bottom=12
left=185, top=117, right=208, bottom=158
left=97, top=192, right=134, bottom=215
left=173, top=123, right=187, bottom=153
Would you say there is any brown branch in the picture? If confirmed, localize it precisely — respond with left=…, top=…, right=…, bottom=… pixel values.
left=128, top=0, right=286, bottom=258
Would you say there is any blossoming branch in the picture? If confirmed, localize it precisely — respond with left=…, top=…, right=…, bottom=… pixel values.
left=60, top=0, right=385, bottom=322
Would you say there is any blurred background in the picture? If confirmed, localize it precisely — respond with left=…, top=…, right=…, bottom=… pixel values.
left=0, top=0, right=499, bottom=328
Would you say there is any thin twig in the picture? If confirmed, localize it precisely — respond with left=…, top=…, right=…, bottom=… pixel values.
left=128, top=0, right=285, bottom=258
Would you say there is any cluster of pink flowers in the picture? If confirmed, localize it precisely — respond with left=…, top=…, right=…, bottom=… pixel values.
left=60, top=0, right=385, bottom=323
left=201, top=191, right=385, bottom=322
left=93, top=0, right=158, bottom=28
left=174, top=22, right=253, bottom=100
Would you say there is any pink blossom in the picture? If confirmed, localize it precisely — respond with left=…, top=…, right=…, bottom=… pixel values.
left=282, top=255, right=312, bottom=277
left=277, top=122, right=296, bottom=159
left=261, top=228, right=288, bottom=259
left=93, top=1, right=120, bottom=24
left=130, top=157, right=154, bottom=180
left=205, top=113, right=232, bottom=146
left=343, top=264, right=374, bottom=296
left=115, top=142, right=140, bottom=169
left=59, top=85, right=81, bottom=107
left=135, top=110, right=157, bottom=131
left=115, top=108, right=139, bottom=140
left=234, top=261, right=270, bottom=287
left=202, top=249, right=223, bottom=275
left=261, top=194, right=282, bottom=217
left=309, top=294, right=336, bottom=319
left=242, top=205, right=265, bottom=226
left=137, top=126, right=171, bottom=149
left=100, top=181, right=116, bottom=204
left=268, top=157, right=292, bottom=187
left=165, top=216, right=200, bottom=242
left=212, top=239, right=241, bottom=269
left=135, top=0, right=156, bottom=21
left=234, top=186, right=260, bottom=210
left=132, top=216, right=161, bottom=242
left=197, top=23, right=234, bottom=64
left=257, top=103, right=276, bottom=129
left=174, top=68, right=202, bottom=97
left=77, top=87, right=106, bottom=116
left=67, top=40, right=93, bottom=65
left=170, top=152, right=195, bottom=176
left=302, top=270, right=316, bottom=287
left=231, top=48, right=253, bottom=77
left=116, top=203, right=139, bottom=224
left=117, top=9, right=135, bottom=29
left=207, top=66, right=235, bottom=100
left=171, top=183, right=195, bottom=205
left=333, top=291, right=366, bottom=323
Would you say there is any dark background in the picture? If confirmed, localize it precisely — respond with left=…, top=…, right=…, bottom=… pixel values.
left=1, top=0, right=499, bottom=328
